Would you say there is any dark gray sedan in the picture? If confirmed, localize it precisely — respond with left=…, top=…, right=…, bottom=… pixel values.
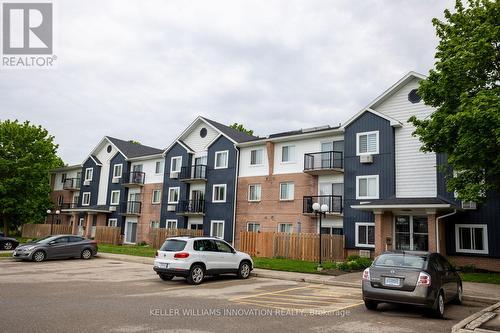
left=362, top=251, right=462, bottom=318
left=13, top=235, right=98, bottom=262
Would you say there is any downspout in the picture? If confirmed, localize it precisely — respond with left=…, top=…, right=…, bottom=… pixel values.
left=435, top=209, right=457, bottom=254
left=232, top=145, right=240, bottom=247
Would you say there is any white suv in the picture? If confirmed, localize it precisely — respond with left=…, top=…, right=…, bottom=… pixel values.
left=153, top=236, right=253, bottom=285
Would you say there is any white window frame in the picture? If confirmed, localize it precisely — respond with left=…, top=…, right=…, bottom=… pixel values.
left=247, top=222, right=261, bottom=232
left=82, top=192, right=91, bottom=206
left=152, top=189, right=161, bottom=204
left=107, top=218, right=118, bottom=227
left=278, top=223, right=293, bottom=233
left=166, top=219, right=178, bottom=229
left=355, top=222, right=375, bottom=248
left=210, top=220, right=225, bottom=238
left=356, top=175, right=379, bottom=200
left=356, top=130, right=379, bottom=156
left=112, top=164, right=123, bottom=179
left=248, top=184, right=262, bottom=202
left=212, top=184, right=227, bottom=203
left=455, top=224, right=488, bottom=254
left=279, top=182, right=294, bottom=201
left=250, top=149, right=264, bottom=166
left=214, top=150, right=229, bottom=169
left=110, top=190, right=120, bottom=205
left=281, top=145, right=296, bottom=163
left=168, top=187, right=180, bottom=204
left=84, top=168, right=93, bottom=181
left=155, top=161, right=163, bottom=174
left=170, top=156, right=182, bottom=173
left=150, top=220, right=160, bottom=229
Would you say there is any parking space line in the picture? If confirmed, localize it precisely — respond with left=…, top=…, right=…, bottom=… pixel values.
left=228, top=284, right=324, bottom=302
left=254, top=295, right=335, bottom=304
left=233, top=298, right=326, bottom=307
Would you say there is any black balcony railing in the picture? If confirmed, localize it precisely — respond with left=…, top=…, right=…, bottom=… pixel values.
left=303, top=195, right=343, bottom=214
left=304, top=151, right=343, bottom=171
left=176, top=200, right=205, bottom=215
left=59, top=202, right=79, bottom=209
left=125, top=201, right=142, bottom=214
left=63, top=178, right=81, bottom=190
left=123, top=171, right=145, bottom=185
left=180, top=165, right=207, bottom=181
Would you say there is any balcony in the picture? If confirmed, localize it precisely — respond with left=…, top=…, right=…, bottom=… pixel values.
left=179, top=165, right=207, bottom=183
left=176, top=200, right=205, bottom=216
left=63, top=178, right=80, bottom=191
left=122, top=171, right=145, bottom=187
left=303, top=151, right=343, bottom=175
left=123, top=201, right=141, bottom=215
left=59, top=203, right=79, bottom=210
left=303, top=195, right=343, bottom=215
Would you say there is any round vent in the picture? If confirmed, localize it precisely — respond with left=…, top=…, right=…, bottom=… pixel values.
left=107, top=145, right=112, bottom=153
left=408, top=89, right=421, bottom=103
left=200, top=128, right=207, bottom=138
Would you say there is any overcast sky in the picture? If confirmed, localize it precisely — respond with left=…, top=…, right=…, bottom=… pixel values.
left=1, top=0, right=455, bottom=165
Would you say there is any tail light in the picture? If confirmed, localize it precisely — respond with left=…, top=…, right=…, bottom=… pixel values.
left=362, top=268, right=371, bottom=281
left=417, top=272, right=431, bottom=286
left=174, top=252, right=190, bottom=259
left=90, top=241, right=97, bottom=245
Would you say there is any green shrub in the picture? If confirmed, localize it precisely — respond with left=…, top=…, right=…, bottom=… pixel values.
left=346, top=255, right=361, bottom=261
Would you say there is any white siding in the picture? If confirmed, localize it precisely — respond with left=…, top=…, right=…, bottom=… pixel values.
left=130, top=158, right=164, bottom=184
left=95, top=143, right=119, bottom=205
left=239, top=145, right=269, bottom=177
left=52, top=169, right=80, bottom=191
left=182, top=121, right=219, bottom=152
left=373, top=78, right=437, bottom=198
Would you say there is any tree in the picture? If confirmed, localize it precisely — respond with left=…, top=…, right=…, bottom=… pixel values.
left=409, top=0, right=500, bottom=202
left=0, top=120, right=63, bottom=236
left=229, top=123, right=254, bottom=136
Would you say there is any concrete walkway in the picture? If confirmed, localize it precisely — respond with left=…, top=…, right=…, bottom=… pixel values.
left=453, top=302, right=500, bottom=333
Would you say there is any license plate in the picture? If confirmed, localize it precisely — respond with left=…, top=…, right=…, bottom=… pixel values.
left=385, top=277, right=401, bottom=286
left=156, top=263, right=168, bottom=269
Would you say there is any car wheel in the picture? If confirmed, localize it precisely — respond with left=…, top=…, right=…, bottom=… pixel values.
left=32, top=250, right=46, bottom=262
left=81, top=249, right=92, bottom=260
left=431, top=292, right=445, bottom=318
left=237, top=261, right=251, bottom=279
left=364, top=300, right=378, bottom=310
left=187, top=264, right=204, bottom=285
left=453, top=284, right=463, bottom=305
left=3, top=241, right=14, bottom=250
left=159, top=274, right=174, bottom=281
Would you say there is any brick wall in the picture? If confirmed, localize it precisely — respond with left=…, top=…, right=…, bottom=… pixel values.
left=447, top=255, right=500, bottom=272
left=136, top=183, right=162, bottom=244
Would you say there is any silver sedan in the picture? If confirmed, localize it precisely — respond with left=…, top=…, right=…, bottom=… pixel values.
left=13, top=235, right=98, bottom=262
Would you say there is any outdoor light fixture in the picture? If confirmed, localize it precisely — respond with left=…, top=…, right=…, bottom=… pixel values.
left=47, top=209, right=61, bottom=235
left=312, top=202, right=328, bottom=271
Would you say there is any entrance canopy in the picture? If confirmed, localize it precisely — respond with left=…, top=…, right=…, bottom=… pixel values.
left=351, top=197, right=457, bottom=212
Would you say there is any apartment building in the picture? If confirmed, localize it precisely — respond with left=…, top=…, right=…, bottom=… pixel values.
left=49, top=164, right=82, bottom=226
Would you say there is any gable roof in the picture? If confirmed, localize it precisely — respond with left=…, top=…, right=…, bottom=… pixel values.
left=105, top=136, right=163, bottom=159
left=200, top=117, right=258, bottom=143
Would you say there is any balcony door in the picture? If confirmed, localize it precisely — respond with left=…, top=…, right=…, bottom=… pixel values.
left=194, top=156, right=207, bottom=178
left=190, top=190, right=204, bottom=213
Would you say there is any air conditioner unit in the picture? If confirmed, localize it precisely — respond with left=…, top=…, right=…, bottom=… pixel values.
left=360, top=154, right=373, bottom=164
left=109, top=206, right=117, bottom=212
left=359, top=250, right=371, bottom=258
left=170, top=172, right=179, bottom=179
left=167, top=204, right=176, bottom=212
left=461, top=201, right=477, bottom=210
left=112, top=178, right=120, bottom=184
left=83, top=180, right=91, bottom=186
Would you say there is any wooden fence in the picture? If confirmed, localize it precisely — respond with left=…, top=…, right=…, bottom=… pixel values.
left=149, top=228, right=204, bottom=249
left=21, top=224, right=73, bottom=238
left=238, top=231, right=346, bottom=261
left=94, top=226, right=121, bottom=245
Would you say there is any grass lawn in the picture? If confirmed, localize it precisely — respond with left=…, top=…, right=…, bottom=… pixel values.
left=460, top=272, right=500, bottom=285
left=97, top=244, right=157, bottom=258
left=252, top=257, right=337, bottom=274
left=0, top=252, right=12, bottom=258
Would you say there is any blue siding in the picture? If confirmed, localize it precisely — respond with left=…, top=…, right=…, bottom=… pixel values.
left=343, top=111, right=395, bottom=249
left=78, top=157, right=101, bottom=207
left=107, top=152, right=128, bottom=229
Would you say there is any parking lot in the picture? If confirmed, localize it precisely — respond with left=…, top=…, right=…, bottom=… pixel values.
left=0, top=257, right=485, bottom=333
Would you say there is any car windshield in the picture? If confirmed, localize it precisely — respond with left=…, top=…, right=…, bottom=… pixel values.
left=374, top=253, right=427, bottom=269
left=32, top=236, right=60, bottom=244
left=160, top=239, right=187, bottom=252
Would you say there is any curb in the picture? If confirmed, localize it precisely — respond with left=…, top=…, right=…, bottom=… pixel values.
left=452, top=301, right=500, bottom=333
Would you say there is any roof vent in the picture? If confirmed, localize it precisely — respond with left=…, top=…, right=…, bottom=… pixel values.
left=408, top=89, right=422, bottom=103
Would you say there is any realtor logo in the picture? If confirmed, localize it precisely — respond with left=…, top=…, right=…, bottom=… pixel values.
left=1, top=1, right=56, bottom=68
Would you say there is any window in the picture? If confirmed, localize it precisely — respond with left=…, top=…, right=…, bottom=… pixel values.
left=247, top=223, right=260, bottom=232
left=150, top=221, right=160, bottom=229
left=152, top=190, right=161, bottom=204
left=61, top=173, right=67, bottom=183
left=356, top=175, right=379, bottom=199
left=82, top=192, right=91, bottom=206
left=394, top=215, right=428, bottom=251
left=155, top=161, right=163, bottom=174
left=213, top=184, right=227, bottom=203
left=107, top=218, right=118, bottom=227
left=194, top=239, right=217, bottom=251
left=211, top=220, right=224, bottom=238
left=168, top=187, right=180, bottom=204
left=455, top=224, right=488, bottom=254
left=214, top=150, right=229, bottom=169
left=215, top=240, right=233, bottom=253
left=279, top=182, right=294, bottom=201
left=110, top=190, right=120, bottom=205
left=278, top=223, right=293, bottom=233
left=57, top=195, right=64, bottom=206
left=84, top=168, right=93, bottom=181
left=170, top=156, right=182, bottom=173
left=250, top=149, right=263, bottom=165
left=356, top=223, right=375, bottom=247
left=281, top=145, right=296, bottom=163
left=248, top=184, right=261, bottom=202
left=113, top=164, right=122, bottom=178
left=166, top=219, right=178, bottom=229
left=356, top=131, right=379, bottom=155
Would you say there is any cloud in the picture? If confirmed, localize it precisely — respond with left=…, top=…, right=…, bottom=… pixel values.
left=0, top=0, right=455, bottom=164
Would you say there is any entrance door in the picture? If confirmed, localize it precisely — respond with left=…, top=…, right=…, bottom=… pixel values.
left=395, top=215, right=428, bottom=251
left=78, top=218, right=84, bottom=236
left=125, top=221, right=137, bottom=243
